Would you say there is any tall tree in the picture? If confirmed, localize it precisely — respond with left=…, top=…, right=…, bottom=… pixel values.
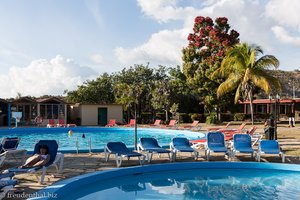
left=113, top=64, right=155, bottom=122
left=151, top=80, right=172, bottom=121
left=182, top=16, right=240, bottom=118
left=66, top=73, right=114, bottom=103
left=212, top=43, right=281, bottom=125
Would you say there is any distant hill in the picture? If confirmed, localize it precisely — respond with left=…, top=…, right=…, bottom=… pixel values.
left=268, top=70, right=300, bottom=98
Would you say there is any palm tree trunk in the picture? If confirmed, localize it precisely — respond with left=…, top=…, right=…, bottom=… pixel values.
left=165, top=110, right=169, bottom=122
left=249, top=90, right=254, bottom=125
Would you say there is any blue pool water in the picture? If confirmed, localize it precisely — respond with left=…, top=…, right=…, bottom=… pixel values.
left=32, top=162, right=300, bottom=200
left=0, top=127, right=205, bottom=152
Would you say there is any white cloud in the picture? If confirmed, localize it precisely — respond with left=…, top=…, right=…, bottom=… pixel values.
left=265, top=0, right=300, bottom=29
left=265, top=0, right=300, bottom=46
left=137, top=0, right=196, bottom=23
left=115, top=29, right=187, bottom=66
left=90, top=53, right=104, bottom=64
left=113, top=0, right=300, bottom=70
left=272, top=26, right=300, bottom=46
left=0, top=55, right=98, bottom=98
left=116, top=0, right=275, bottom=66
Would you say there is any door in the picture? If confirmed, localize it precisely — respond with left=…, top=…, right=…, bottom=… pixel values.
left=98, top=108, right=108, bottom=126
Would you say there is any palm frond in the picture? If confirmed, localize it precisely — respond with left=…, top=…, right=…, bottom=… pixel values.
left=217, top=75, right=240, bottom=98
left=255, top=55, right=279, bottom=69
left=234, top=84, right=242, bottom=103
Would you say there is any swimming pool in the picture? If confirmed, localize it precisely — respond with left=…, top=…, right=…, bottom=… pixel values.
left=31, top=162, right=300, bottom=200
left=0, top=127, right=205, bottom=152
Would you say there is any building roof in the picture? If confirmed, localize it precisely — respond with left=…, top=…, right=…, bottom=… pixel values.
left=74, top=103, right=122, bottom=106
left=0, top=98, right=7, bottom=103
left=11, top=97, right=36, bottom=104
left=240, top=98, right=300, bottom=104
left=36, top=97, right=66, bottom=104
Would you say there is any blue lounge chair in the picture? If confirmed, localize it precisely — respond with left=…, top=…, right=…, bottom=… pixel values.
left=231, top=134, right=255, bottom=159
left=170, top=137, right=199, bottom=161
left=0, top=137, right=27, bottom=165
left=137, top=138, right=171, bottom=163
left=0, top=172, right=17, bottom=199
left=7, top=140, right=63, bottom=184
left=0, top=152, right=6, bottom=168
left=206, top=132, right=229, bottom=161
left=0, top=137, right=20, bottom=152
left=104, top=142, right=145, bottom=167
left=256, top=140, right=285, bottom=163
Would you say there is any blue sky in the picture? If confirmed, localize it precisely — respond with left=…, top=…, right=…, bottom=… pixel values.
left=0, top=0, right=299, bottom=98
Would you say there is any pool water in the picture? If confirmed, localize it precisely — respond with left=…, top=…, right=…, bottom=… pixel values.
left=71, top=169, right=300, bottom=200
left=0, top=127, right=205, bottom=151
left=37, top=162, right=300, bottom=200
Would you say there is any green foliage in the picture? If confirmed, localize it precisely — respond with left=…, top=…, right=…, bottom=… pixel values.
left=233, top=113, right=246, bottom=121
left=178, top=113, right=190, bottom=123
left=170, top=103, right=179, bottom=115
left=66, top=73, right=114, bottom=104
left=213, top=42, right=281, bottom=124
left=206, top=112, right=218, bottom=124
left=190, top=113, right=201, bottom=121
left=182, top=16, right=240, bottom=114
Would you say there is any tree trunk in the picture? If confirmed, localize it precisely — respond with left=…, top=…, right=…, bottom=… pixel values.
left=127, top=106, right=131, bottom=123
left=249, top=90, right=254, bottom=125
left=165, top=110, right=169, bottom=122
left=134, top=103, right=138, bottom=150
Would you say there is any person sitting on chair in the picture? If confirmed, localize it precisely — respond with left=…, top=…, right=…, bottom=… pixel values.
left=19, top=145, right=50, bottom=169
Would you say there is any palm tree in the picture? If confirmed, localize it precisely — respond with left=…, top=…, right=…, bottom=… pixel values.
left=212, top=43, right=281, bottom=125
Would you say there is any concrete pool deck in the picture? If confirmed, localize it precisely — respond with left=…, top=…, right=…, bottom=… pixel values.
left=1, top=124, right=300, bottom=199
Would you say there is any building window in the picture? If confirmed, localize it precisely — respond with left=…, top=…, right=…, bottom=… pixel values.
left=53, top=105, right=58, bottom=119
left=257, top=104, right=266, bottom=113
left=40, top=104, right=63, bottom=119
left=58, top=105, right=65, bottom=119
left=280, top=105, right=286, bottom=114
left=40, top=105, right=46, bottom=118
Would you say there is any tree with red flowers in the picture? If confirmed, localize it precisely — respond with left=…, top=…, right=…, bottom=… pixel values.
left=182, top=16, right=240, bottom=121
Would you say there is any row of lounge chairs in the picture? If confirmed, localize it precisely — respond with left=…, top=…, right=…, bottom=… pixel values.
left=46, top=119, right=77, bottom=128
left=106, top=119, right=201, bottom=130
left=104, top=132, right=285, bottom=167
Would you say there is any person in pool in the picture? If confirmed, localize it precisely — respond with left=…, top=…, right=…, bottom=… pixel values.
left=19, top=145, right=50, bottom=168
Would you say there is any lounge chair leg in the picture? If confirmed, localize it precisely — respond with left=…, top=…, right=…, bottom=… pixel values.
left=257, top=154, right=260, bottom=162
left=149, top=153, right=153, bottom=163
left=146, top=152, right=150, bottom=163
left=105, top=153, right=110, bottom=162
left=116, top=155, right=122, bottom=168
left=206, top=151, right=210, bottom=161
left=194, top=151, right=198, bottom=160
left=281, top=153, right=285, bottom=163
left=140, top=156, right=146, bottom=165
left=172, top=152, right=176, bottom=162
left=40, top=167, right=46, bottom=184
left=104, top=147, right=110, bottom=162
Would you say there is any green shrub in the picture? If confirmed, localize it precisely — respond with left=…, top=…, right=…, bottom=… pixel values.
left=179, top=113, right=191, bottom=123
left=234, top=113, right=246, bottom=121
left=190, top=113, right=201, bottom=121
left=206, top=112, right=217, bottom=124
